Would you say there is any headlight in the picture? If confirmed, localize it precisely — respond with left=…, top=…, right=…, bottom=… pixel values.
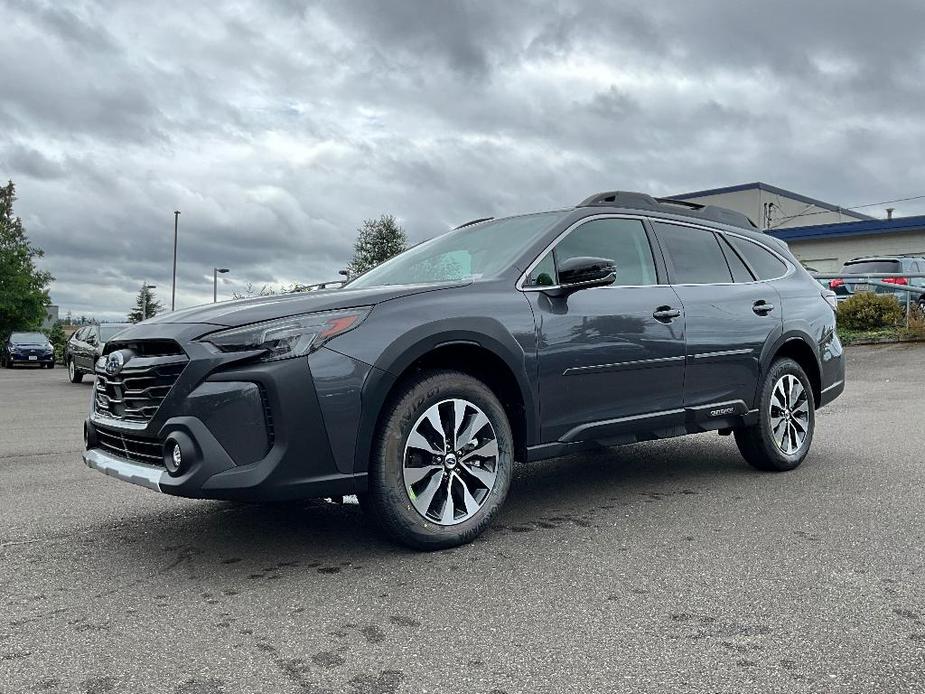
left=199, top=307, right=371, bottom=362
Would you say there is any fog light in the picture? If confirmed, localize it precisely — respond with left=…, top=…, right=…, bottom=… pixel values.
left=164, top=440, right=183, bottom=475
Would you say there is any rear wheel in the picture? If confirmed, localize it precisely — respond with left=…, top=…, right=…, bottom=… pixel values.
left=735, top=358, right=815, bottom=472
left=365, top=370, right=513, bottom=550
left=67, top=358, right=83, bottom=383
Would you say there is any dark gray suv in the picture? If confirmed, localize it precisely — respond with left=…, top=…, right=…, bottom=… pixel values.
left=82, top=192, right=845, bottom=549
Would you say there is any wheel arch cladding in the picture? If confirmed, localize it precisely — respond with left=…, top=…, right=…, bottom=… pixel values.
left=767, top=336, right=822, bottom=407
left=355, top=335, right=533, bottom=471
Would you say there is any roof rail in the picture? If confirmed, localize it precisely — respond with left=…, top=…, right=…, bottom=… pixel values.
left=454, top=216, right=494, bottom=230
left=577, top=190, right=756, bottom=229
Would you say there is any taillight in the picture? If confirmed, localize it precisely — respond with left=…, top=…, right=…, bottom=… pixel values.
left=822, top=291, right=838, bottom=311
left=829, top=278, right=844, bottom=289
left=882, top=276, right=908, bottom=285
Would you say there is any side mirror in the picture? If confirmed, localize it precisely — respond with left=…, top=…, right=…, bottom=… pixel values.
left=548, top=256, right=616, bottom=295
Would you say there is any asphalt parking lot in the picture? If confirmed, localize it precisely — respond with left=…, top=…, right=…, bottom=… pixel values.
left=1, top=345, right=923, bottom=694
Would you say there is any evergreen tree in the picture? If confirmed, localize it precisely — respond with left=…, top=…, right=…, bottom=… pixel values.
left=0, top=180, right=53, bottom=338
left=128, top=284, right=164, bottom=323
left=347, top=214, right=408, bottom=276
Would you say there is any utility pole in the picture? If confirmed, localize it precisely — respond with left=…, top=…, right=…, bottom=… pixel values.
left=213, top=267, right=229, bottom=303
left=171, top=210, right=181, bottom=311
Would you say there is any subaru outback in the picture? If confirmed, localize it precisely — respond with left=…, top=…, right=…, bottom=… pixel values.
left=82, top=191, right=845, bottom=549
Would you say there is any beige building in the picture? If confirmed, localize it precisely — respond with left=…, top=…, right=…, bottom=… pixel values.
left=672, top=182, right=871, bottom=231
left=766, top=216, right=925, bottom=272
left=671, top=182, right=924, bottom=272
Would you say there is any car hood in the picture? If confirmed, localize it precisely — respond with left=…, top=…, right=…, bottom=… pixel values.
left=144, top=282, right=466, bottom=328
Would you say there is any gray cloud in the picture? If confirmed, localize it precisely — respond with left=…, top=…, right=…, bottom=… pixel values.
left=2, top=0, right=924, bottom=320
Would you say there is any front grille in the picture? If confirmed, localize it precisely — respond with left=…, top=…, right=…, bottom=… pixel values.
left=95, top=343, right=188, bottom=423
left=95, top=424, right=164, bottom=466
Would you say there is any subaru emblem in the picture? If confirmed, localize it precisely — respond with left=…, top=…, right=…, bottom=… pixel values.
left=105, top=351, right=125, bottom=376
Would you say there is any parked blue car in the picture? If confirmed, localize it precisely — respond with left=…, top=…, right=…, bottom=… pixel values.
left=2, top=332, right=55, bottom=368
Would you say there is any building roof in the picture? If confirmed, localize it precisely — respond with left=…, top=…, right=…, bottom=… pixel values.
left=671, top=182, right=874, bottom=221
left=766, top=214, right=925, bottom=241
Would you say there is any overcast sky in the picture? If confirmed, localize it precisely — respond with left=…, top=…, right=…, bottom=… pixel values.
left=3, top=0, right=925, bottom=320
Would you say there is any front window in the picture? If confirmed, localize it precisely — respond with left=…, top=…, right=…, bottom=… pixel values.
left=347, top=212, right=567, bottom=288
left=524, top=218, right=658, bottom=287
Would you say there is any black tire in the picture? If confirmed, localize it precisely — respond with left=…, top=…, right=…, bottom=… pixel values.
left=364, top=370, right=514, bottom=550
left=46, top=362, right=55, bottom=369
left=67, top=358, right=84, bottom=383
left=3, top=356, right=11, bottom=369
left=734, top=358, right=815, bottom=472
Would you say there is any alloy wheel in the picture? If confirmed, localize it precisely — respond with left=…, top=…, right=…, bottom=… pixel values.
left=402, top=398, right=499, bottom=526
left=68, top=359, right=75, bottom=380
left=769, top=374, right=810, bottom=455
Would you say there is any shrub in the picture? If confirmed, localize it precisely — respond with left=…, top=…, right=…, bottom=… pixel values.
left=902, top=303, right=925, bottom=339
left=837, top=292, right=904, bottom=331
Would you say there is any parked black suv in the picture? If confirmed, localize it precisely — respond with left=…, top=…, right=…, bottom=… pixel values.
left=829, top=256, right=925, bottom=307
left=2, top=332, right=55, bottom=368
left=65, top=323, right=131, bottom=383
left=82, top=192, right=845, bottom=549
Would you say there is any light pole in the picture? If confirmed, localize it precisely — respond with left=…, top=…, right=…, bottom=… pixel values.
left=142, top=283, right=157, bottom=321
left=171, top=210, right=181, bottom=311
left=213, top=267, right=229, bottom=303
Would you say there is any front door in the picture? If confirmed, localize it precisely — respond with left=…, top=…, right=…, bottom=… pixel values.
left=523, top=217, right=687, bottom=443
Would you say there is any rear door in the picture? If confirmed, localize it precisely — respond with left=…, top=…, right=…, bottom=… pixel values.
left=69, top=328, right=87, bottom=366
left=77, top=327, right=98, bottom=371
left=652, top=222, right=784, bottom=411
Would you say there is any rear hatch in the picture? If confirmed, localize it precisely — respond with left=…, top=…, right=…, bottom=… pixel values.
left=830, top=259, right=903, bottom=296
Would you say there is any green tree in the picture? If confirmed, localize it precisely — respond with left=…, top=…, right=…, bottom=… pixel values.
left=128, top=283, right=164, bottom=323
left=347, top=214, right=408, bottom=276
left=43, top=320, right=67, bottom=364
left=0, top=180, right=53, bottom=338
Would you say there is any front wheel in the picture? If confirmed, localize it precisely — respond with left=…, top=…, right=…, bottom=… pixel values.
left=735, top=358, right=815, bottom=472
left=67, top=358, right=84, bottom=383
left=365, top=370, right=513, bottom=550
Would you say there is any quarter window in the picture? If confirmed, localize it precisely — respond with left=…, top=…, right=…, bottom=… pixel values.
left=526, top=218, right=657, bottom=287
left=653, top=222, right=733, bottom=284
left=728, top=236, right=788, bottom=280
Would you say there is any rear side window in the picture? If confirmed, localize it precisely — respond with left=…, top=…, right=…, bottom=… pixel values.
left=718, top=235, right=755, bottom=283
left=525, top=218, right=657, bottom=287
left=728, top=236, right=789, bottom=280
left=653, top=222, right=732, bottom=284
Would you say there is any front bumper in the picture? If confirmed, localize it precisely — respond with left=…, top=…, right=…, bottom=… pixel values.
left=7, top=353, right=54, bottom=364
left=82, top=322, right=373, bottom=501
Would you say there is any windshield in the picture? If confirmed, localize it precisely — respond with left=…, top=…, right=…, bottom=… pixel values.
left=347, top=212, right=567, bottom=288
left=11, top=333, right=47, bottom=344
left=100, top=325, right=129, bottom=342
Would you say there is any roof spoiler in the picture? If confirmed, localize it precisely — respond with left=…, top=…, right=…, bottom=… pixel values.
left=454, top=216, right=494, bottom=230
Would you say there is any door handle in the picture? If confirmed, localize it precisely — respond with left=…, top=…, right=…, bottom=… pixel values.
left=752, top=300, right=775, bottom=315
left=653, top=306, right=681, bottom=321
